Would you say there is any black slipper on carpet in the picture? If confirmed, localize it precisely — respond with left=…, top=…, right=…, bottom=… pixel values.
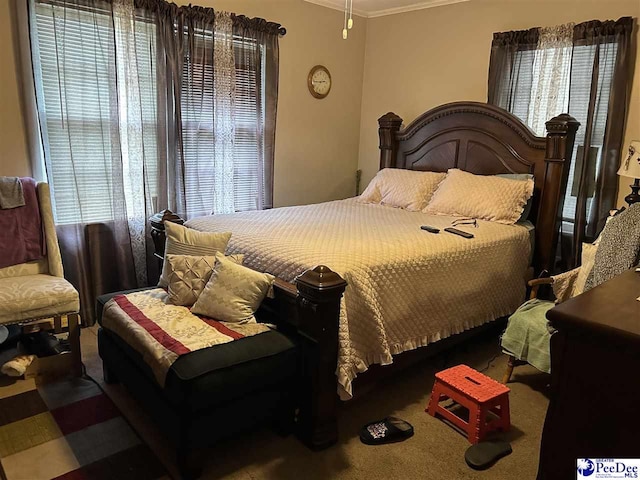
left=359, top=416, right=414, bottom=445
left=465, top=441, right=512, bottom=470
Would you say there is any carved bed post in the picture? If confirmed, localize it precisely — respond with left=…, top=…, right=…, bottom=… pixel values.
left=537, top=114, right=580, bottom=274
left=378, top=112, right=403, bottom=169
left=295, top=266, right=347, bottom=450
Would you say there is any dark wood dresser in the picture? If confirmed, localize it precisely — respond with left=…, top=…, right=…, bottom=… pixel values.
left=537, top=268, right=640, bottom=480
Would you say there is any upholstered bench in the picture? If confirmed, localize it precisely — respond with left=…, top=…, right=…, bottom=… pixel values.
left=96, top=288, right=299, bottom=478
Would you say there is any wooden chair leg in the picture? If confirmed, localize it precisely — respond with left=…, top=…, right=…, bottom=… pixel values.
left=502, top=355, right=516, bottom=384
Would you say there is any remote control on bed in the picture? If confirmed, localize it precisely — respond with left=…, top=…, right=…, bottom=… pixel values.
left=420, top=225, right=440, bottom=234
left=444, top=227, right=474, bottom=239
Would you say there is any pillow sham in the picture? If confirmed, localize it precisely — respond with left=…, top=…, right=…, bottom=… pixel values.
left=358, top=168, right=446, bottom=211
left=191, top=252, right=275, bottom=324
left=359, top=174, right=382, bottom=204
left=166, top=253, right=243, bottom=306
left=424, top=169, right=534, bottom=224
left=158, top=222, right=231, bottom=288
left=497, top=173, right=535, bottom=222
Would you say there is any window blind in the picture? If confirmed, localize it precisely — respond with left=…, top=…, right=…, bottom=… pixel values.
left=180, top=36, right=265, bottom=216
left=36, top=3, right=119, bottom=224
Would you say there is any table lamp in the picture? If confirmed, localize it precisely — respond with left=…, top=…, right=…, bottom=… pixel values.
left=617, top=140, right=640, bottom=205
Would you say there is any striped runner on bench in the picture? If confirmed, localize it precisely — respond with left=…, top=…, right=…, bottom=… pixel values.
left=101, top=288, right=270, bottom=387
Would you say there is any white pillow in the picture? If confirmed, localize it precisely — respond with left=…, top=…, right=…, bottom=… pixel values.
left=158, top=222, right=231, bottom=287
left=191, top=252, right=275, bottom=324
left=424, top=169, right=534, bottom=224
left=358, top=168, right=446, bottom=211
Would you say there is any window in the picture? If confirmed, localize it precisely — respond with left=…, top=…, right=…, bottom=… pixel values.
left=180, top=34, right=265, bottom=215
left=506, top=41, right=617, bottom=231
left=33, top=1, right=266, bottom=225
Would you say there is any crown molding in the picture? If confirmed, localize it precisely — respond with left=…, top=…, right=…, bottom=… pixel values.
left=367, top=0, right=470, bottom=17
left=302, top=0, right=368, bottom=17
left=302, top=0, right=470, bottom=18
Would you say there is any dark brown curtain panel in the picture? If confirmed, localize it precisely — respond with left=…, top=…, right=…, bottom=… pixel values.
left=27, top=0, right=284, bottom=325
left=570, top=17, right=634, bottom=265
left=487, top=28, right=540, bottom=112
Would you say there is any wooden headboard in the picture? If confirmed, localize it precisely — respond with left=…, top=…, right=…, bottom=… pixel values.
left=378, top=101, right=579, bottom=274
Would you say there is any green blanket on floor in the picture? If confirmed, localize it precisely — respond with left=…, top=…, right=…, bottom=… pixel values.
left=501, top=298, right=556, bottom=373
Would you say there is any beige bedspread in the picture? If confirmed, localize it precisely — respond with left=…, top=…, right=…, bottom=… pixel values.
left=186, top=199, right=531, bottom=399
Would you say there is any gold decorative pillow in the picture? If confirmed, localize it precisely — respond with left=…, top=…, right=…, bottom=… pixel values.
left=424, top=169, right=534, bottom=224
left=191, top=252, right=275, bottom=324
left=158, top=222, right=231, bottom=288
left=166, top=254, right=243, bottom=306
left=358, top=168, right=446, bottom=211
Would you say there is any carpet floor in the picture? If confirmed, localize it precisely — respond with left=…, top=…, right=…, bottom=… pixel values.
left=6, top=325, right=551, bottom=480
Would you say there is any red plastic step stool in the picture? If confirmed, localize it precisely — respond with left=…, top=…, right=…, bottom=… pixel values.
left=426, top=364, right=510, bottom=444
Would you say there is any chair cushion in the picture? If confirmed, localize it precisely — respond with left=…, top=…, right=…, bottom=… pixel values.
left=99, top=325, right=298, bottom=412
left=0, top=274, right=79, bottom=325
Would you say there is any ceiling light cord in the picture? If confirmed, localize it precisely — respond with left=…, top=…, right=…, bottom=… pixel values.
left=343, top=0, right=348, bottom=39
left=348, top=0, right=353, bottom=29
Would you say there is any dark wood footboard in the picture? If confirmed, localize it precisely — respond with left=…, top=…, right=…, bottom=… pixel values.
left=261, top=268, right=347, bottom=449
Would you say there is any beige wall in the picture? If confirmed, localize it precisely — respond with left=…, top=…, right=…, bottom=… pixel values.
left=0, top=1, right=30, bottom=178
left=358, top=0, right=640, bottom=208
left=0, top=0, right=367, bottom=207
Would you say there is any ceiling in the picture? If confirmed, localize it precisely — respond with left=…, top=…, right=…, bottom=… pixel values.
left=303, top=0, right=471, bottom=18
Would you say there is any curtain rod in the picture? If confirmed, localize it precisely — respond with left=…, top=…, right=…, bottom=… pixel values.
left=35, top=0, right=287, bottom=36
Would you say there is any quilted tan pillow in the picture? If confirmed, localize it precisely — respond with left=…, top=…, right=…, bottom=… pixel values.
left=424, top=169, right=534, bottom=224
left=166, top=254, right=243, bottom=306
left=191, top=252, right=275, bottom=324
left=158, top=222, right=231, bottom=288
left=358, top=168, right=446, bottom=211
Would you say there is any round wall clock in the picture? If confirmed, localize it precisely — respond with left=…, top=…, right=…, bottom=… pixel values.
left=308, top=65, right=332, bottom=99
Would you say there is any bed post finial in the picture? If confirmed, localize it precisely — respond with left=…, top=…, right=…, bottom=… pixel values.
left=295, top=265, right=347, bottom=450
left=378, top=112, right=403, bottom=169
left=537, top=113, right=580, bottom=273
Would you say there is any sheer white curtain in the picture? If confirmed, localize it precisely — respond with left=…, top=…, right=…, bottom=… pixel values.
left=527, top=24, right=574, bottom=136
left=114, top=0, right=152, bottom=284
left=212, top=13, right=236, bottom=214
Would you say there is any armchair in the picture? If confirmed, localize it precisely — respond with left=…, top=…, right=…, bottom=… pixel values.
left=0, top=181, right=81, bottom=378
left=501, top=245, right=597, bottom=384
left=501, top=203, right=640, bottom=384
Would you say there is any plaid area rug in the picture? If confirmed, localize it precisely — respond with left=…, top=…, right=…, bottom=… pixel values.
left=0, top=376, right=169, bottom=480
